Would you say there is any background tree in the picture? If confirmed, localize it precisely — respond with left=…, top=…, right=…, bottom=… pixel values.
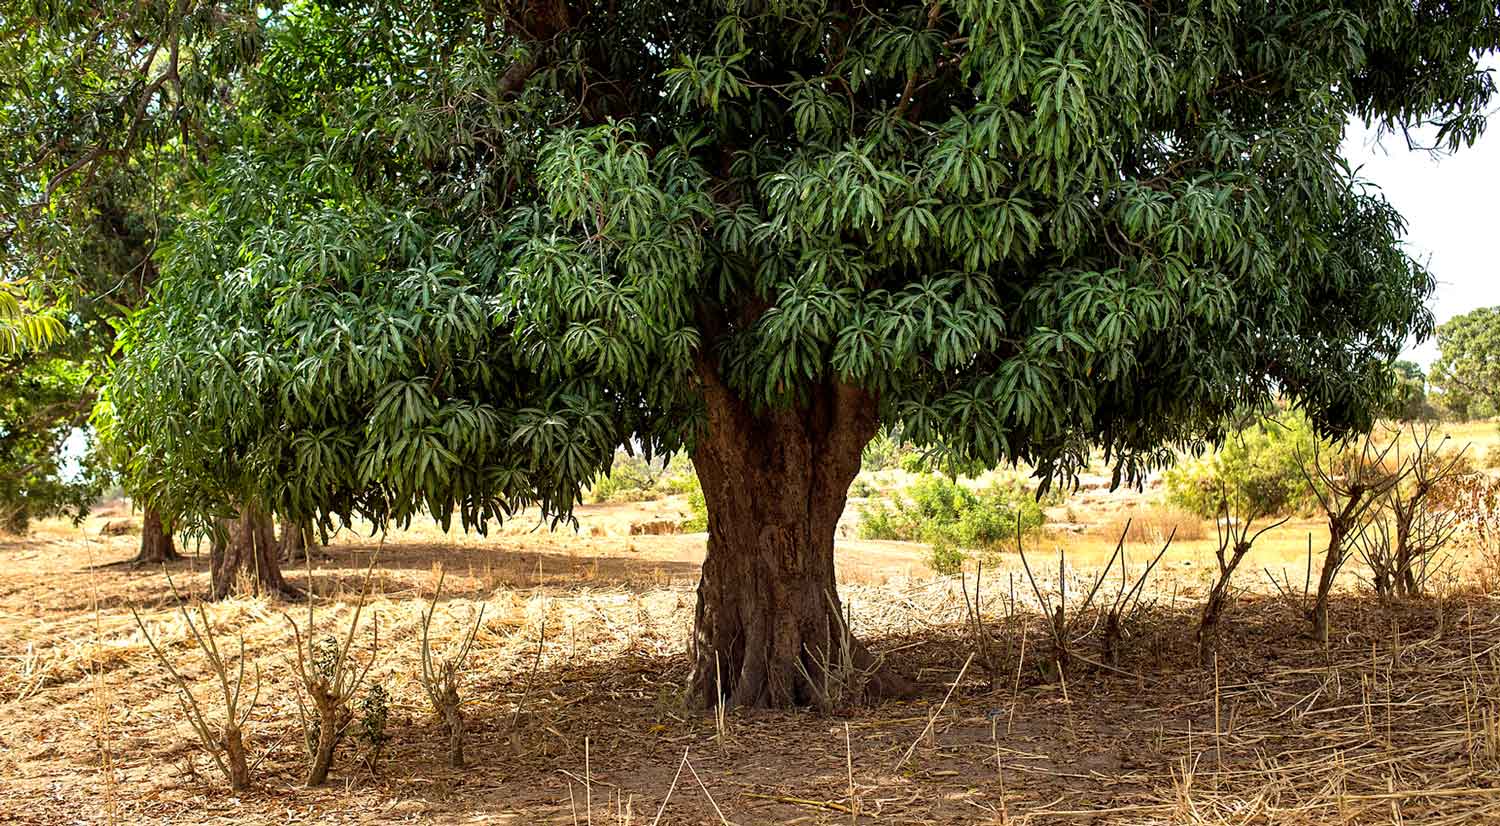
left=1432, top=306, right=1500, bottom=422
left=0, top=354, right=102, bottom=533
left=107, top=1, right=1499, bottom=708
left=1, top=0, right=262, bottom=565
left=1385, top=360, right=1435, bottom=422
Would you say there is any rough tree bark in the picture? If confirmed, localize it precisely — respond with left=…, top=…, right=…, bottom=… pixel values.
left=686, top=368, right=910, bottom=709
left=280, top=519, right=313, bottom=563
left=441, top=696, right=466, bottom=769
left=1310, top=517, right=1350, bottom=646
left=210, top=504, right=301, bottom=601
left=1197, top=586, right=1230, bottom=667
left=130, top=507, right=181, bottom=566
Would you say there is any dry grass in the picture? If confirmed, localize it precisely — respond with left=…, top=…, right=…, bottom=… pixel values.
left=1093, top=504, right=1208, bottom=544
left=4, top=498, right=1500, bottom=824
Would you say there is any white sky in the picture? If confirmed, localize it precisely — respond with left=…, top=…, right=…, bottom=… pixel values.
left=1339, top=64, right=1500, bottom=368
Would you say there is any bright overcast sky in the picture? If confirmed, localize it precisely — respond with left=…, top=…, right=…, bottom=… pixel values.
left=1340, top=59, right=1500, bottom=368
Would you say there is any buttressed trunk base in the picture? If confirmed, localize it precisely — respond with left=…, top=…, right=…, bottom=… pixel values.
left=210, top=504, right=301, bottom=601
left=133, top=507, right=181, bottom=566
left=687, top=376, right=910, bottom=709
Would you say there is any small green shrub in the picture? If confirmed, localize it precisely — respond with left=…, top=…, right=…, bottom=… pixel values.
left=899, top=451, right=930, bottom=474
left=850, top=477, right=876, bottom=498
left=1165, top=411, right=1322, bottom=518
left=588, top=453, right=659, bottom=503
left=857, top=475, right=1044, bottom=556
left=657, top=453, right=698, bottom=495
left=589, top=452, right=700, bottom=503
left=356, top=684, right=390, bottom=772
left=681, top=482, right=708, bottom=532
left=861, top=432, right=910, bottom=472
left=927, top=537, right=965, bottom=575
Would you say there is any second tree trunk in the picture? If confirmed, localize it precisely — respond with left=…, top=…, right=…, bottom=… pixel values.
left=211, top=504, right=301, bottom=600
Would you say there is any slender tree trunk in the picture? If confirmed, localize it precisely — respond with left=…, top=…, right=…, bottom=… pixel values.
left=1311, top=522, right=1345, bottom=646
left=686, top=372, right=910, bottom=709
left=131, top=507, right=181, bottom=565
left=442, top=702, right=466, bottom=769
left=1198, top=587, right=1229, bottom=667
left=305, top=701, right=345, bottom=786
left=210, top=504, right=301, bottom=600
left=1393, top=509, right=1415, bottom=599
left=223, top=724, right=251, bottom=791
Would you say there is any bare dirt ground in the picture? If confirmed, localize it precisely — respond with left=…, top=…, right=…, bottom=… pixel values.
left=3, top=496, right=1500, bottom=825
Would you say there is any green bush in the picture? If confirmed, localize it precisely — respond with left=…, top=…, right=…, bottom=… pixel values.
left=681, top=482, right=708, bottom=532
left=857, top=474, right=1045, bottom=556
left=1164, top=411, right=1321, bottom=518
left=927, top=537, right=965, bottom=576
left=657, top=453, right=698, bottom=495
left=589, top=452, right=699, bottom=503
left=588, top=453, right=659, bottom=503
left=861, top=431, right=909, bottom=472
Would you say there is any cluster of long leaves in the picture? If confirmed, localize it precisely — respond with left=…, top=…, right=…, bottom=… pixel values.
left=0, top=283, right=61, bottom=355
left=96, top=0, right=1498, bottom=532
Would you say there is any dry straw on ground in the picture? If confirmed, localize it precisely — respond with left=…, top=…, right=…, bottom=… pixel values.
left=3, top=515, right=1500, bottom=824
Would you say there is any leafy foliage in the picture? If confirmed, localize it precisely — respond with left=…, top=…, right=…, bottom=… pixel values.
left=0, top=0, right=258, bottom=528
left=1384, top=360, right=1436, bottom=421
left=588, top=451, right=697, bottom=503
left=858, top=474, right=1045, bottom=555
left=67, top=1, right=1499, bottom=536
left=926, top=537, right=965, bottom=576
left=1432, top=307, right=1500, bottom=421
left=683, top=482, right=709, bottom=533
left=1165, top=411, right=1323, bottom=519
left=0, top=355, right=103, bottom=532
left=0, top=283, right=62, bottom=355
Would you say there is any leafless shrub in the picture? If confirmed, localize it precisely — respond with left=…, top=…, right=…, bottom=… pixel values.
left=1300, top=433, right=1408, bottom=644
left=1445, top=473, right=1500, bottom=592
left=1363, top=422, right=1470, bottom=599
left=130, top=576, right=261, bottom=791
left=1356, top=507, right=1460, bottom=601
left=961, top=560, right=1012, bottom=691
left=1017, top=521, right=1170, bottom=680
left=417, top=567, right=485, bottom=768
left=1098, top=521, right=1173, bottom=667
left=1198, top=495, right=1287, bottom=667
left=285, top=552, right=380, bottom=786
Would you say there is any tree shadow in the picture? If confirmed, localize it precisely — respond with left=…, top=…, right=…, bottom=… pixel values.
left=289, top=542, right=706, bottom=600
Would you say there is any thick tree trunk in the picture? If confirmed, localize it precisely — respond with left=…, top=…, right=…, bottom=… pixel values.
left=686, top=372, right=910, bottom=709
left=305, top=702, right=346, bottom=787
left=131, top=507, right=181, bottom=565
left=210, top=504, right=301, bottom=601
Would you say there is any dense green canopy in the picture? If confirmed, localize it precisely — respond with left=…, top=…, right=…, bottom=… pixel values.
left=96, top=1, right=1497, bottom=536
left=1, top=0, right=267, bottom=531
left=1432, top=306, right=1500, bottom=420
